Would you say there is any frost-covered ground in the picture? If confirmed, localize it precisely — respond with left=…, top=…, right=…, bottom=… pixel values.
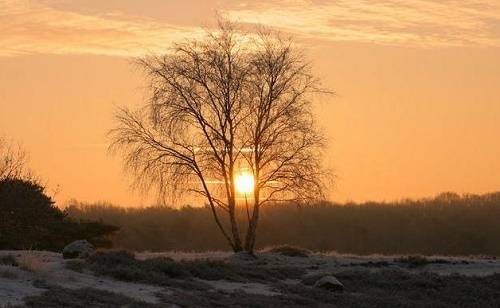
left=1, top=250, right=500, bottom=307
left=136, top=250, right=500, bottom=277
left=0, top=251, right=164, bottom=306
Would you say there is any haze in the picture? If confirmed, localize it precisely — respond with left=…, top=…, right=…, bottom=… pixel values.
left=1, top=0, right=499, bottom=206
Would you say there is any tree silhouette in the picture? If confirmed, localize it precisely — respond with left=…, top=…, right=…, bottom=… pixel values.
left=110, top=22, right=329, bottom=253
left=0, top=178, right=119, bottom=250
left=0, top=136, right=28, bottom=180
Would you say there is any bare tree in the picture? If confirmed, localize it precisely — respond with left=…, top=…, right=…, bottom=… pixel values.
left=0, top=136, right=28, bottom=181
left=110, top=22, right=329, bottom=253
left=241, top=33, right=328, bottom=252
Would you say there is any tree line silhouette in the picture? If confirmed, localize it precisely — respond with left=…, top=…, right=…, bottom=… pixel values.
left=66, top=191, right=500, bottom=256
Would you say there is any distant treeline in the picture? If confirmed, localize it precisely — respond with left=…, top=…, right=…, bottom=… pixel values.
left=66, top=192, right=500, bottom=256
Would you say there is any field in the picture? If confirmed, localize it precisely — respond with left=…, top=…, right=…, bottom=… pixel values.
left=1, top=249, right=500, bottom=307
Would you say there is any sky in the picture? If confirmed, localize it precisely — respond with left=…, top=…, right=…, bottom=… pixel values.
left=1, top=0, right=499, bottom=206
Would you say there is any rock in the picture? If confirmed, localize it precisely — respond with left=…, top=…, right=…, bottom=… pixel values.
left=314, top=275, right=344, bottom=292
left=301, top=272, right=330, bottom=285
left=62, top=240, right=95, bottom=259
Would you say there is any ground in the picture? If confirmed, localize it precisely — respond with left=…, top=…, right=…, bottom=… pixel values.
left=1, top=249, right=500, bottom=307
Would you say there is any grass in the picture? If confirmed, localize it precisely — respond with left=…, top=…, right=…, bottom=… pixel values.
left=24, top=281, right=155, bottom=308
left=0, top=255, right=19, bottom=279
left=83, top=250, right=209, bottom=290
left=81, top=250, right=305, bottom=288
left=0, top=267, right=19, bottom=279
left=262, top=245, right=311, bottom=258
left=160, top=288, right=328, bottom=308
left=65, top=259, right=86, bottom=272
left=22, top=250, right=498, bottom=307
left=0, top=255, right=18, bottom=266
left=331, top=269, right=500, bottom=307
left=160, top=270, right=500, bottom=307
left=180, top=259, right=304, bottom=282
left=394, top=255, right=452, bottom=268
left=345, top=260, right=391, bottom=267
left=16, top=252, right=47, bottom=273
left=72, top=251, right=500, bottom=307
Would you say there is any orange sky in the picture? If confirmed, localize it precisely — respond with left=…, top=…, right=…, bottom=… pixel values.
left=1, top=0, right=499, bottom=206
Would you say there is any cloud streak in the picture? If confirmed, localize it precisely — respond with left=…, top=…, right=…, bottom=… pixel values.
left=1, top=0, right=499, bottom=58
left=0, top=0, right=204, bottom=57
left=224, top=0, right=500, bottom=48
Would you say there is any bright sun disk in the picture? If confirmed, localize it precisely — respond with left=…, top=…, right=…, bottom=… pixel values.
left=235, top=172, right=255, bottom=194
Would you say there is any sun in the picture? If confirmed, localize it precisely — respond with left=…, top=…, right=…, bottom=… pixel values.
left=235, top=172, right=255, bottom=194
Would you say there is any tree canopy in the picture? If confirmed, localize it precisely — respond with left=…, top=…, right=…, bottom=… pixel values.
left=110, top=22, right=329, bottom=253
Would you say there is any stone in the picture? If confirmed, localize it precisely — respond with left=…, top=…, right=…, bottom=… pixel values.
left=301, top=272, right=330, bottom=285
left=62, top=240, right=95, bottom=259
left=314, top=275, right=344, bottom=292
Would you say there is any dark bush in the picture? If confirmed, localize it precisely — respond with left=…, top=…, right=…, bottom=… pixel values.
left=0, top=255, right=18, bottom=266
left=0, top=178, right=118, bottom=251
left=88, top=250, right=136, bottom=266
left=86, top=250, right=206, bottom=289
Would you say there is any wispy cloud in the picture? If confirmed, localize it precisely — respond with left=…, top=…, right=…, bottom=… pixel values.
left=1, top=0, right=499, bottom=58
left=224, top=0, right=500, bottom=48
left=0, top=0, right=204, bottom=57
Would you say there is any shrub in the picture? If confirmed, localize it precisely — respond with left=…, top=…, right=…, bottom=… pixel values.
left=0, top=178, right=118, bottom=251
left=86, top=250, right=208, bottom=290
left=85, top=250, right=304, bottom=288
left=263, top=245, right=311, bottom=257
left=395, top=255, right=451, bottom=268
left=0, top=255, right=18, bottom=266
left=88, top=250, right=136, bottom=266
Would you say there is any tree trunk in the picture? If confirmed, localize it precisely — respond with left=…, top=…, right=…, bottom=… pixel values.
left=244, top=188, right=260, bottom=253
left=228, top=170, right=243, bottom=252
left=229, top=202, right=243, bottom=252
left=199, top=174, right=236, bottom=251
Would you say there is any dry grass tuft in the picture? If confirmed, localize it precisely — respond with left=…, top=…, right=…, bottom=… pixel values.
left=16, top=252, right=48, bottom=273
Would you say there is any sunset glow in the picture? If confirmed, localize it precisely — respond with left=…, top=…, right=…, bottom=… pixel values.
left=2, top=2, right=500, bottom=305
left=1, top=0, right=499, bottom=206
left=235, top=172, right=255, bottom=195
